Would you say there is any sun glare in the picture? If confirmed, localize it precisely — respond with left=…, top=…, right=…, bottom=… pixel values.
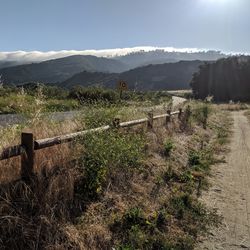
left=201, top=0, right=228, bottom=4
left=199, top=0, right=233, bottom=8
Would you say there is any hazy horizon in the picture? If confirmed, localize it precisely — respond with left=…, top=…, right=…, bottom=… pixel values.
left=0, top=46, right=247, bottom=63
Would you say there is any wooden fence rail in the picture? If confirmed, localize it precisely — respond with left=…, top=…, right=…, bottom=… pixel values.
left=0, top=108, right=183, bottom=181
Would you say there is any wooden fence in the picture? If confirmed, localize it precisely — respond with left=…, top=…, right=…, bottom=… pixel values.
left=0, top=108, right=184, bottom=182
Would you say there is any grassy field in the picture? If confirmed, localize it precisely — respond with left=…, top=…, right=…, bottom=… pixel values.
left=0, top=94, right=232, bottom=249
left=0, top=85, right=172, bottom=115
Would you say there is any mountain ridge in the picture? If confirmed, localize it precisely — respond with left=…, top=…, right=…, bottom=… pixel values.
left=61, top=60, right=204, bottom=91
left=0, top=55, right=128, bottom=84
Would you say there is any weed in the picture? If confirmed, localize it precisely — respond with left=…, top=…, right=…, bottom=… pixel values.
left=163, top=139, right=174, bottom=157
left=167, top=192, right=220, bottom=238
left=188, top=150, right=202, bottom=166
left=188, top=149, right=213, bottom=172
left=163, top=165, right=181, bottom=183
left=112, top=205, right=200, bottom=250
left=180, top=170, right=194, bottom=183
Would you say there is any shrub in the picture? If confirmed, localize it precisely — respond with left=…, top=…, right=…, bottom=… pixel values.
left=163, top=139, right=174, bottom=156
left=77, top=130, right=145, bottom=200
left=188, top=149, right=213, bottom=172
left=83, top=103, right=121, bottom=129
left=188, top=150, right=202, bottom=166
left=0, top=92, right=37, bottom=114
left=180, top=170, right=194, bottom=183
left=69, top=86, right=119, bottom=104
left=45, top=99, right=80, bottom=112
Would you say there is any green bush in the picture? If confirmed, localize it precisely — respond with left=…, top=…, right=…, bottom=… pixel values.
left=45, top=99, right=80, bottom=112
left=77, top=130, right=145, bottom=200
left=188, top=149, right=213, bottom=172
left=0, top=93, right=37, bottom=114
left=0, top=85, right=81, bottom=114
left=0, top=86, right=19, bottom=97
left=163, top=139, right=174, bottom=156
left=188, top=150, right=202, bottom=166
left=69, top=86, right=119, bottom=104
left=42, top=85, right=69, bottom=99
left=83, top=103, right=121, bottom=129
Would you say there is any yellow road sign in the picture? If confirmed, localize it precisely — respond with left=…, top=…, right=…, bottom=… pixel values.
left=119, top=81, right=128, bottom=90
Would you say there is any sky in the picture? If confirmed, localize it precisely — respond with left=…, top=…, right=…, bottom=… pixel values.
left=0, top=0, right=249, bottom=55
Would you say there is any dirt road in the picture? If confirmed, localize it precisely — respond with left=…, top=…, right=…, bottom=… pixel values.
left=198, top=111, right=250, bottom=249
left=172, top=96, right=186, bottom=107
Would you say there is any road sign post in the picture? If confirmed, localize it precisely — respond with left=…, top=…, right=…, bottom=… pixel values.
left=118, top=81, right=128, bottom=100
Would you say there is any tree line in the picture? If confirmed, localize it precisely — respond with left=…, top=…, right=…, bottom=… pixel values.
left=190, top=56, right=250, bottom=102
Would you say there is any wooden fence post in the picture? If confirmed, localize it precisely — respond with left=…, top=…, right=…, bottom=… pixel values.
left=21, top=132, right=35, bottom=182
left=147, top=112, right=154, bottom=129
left=178, top=108, right=182, bottom=120
left=185, top=105, right=192, bottom=122
left=166, top=110, right=171, bottom=124
left=112, top=118, right=121, bottom=129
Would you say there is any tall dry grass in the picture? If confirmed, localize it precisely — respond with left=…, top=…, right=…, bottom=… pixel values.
left=0, top=99, right=231, bottom=249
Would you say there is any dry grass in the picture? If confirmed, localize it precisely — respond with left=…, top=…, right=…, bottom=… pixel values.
left=68, top=108, right=229, bottom=249
left=0, top=101, right=231, bottom=249
left=0, top=162, right=83, bottom=249
left=219, top=102, right=249, bottom=111
left=0, top=117, right=83, bottom=184
left=0, top=100, right=172, bottom=183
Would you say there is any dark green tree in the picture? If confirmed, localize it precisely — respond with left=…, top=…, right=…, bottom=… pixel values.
left=190, top=56, right=250, bottom=102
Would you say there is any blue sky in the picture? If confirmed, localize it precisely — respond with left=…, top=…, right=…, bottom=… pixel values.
left=0, top=0, right=249, bottom=53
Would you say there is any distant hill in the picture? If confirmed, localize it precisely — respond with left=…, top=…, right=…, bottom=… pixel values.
left=114, top=50, right=225, bottom=69
left=0, top=50, right=222, bottom=89
left=61, top=71, right=118, bottom=89
left=191, top=56, right=250, bottom=102
left=0, top=61, right=24, bottom=69
left=0, top=55, right=128, bottom=85
left=61, top=60, right=204, bottom=91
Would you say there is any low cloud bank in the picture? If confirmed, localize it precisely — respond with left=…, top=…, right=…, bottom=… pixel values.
left=0, top=46, right=218, bottom=63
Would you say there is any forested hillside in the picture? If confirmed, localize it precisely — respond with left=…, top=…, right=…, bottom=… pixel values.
left=62, top=60, right=203, bottom=90
left=115, top=50, right=225, bottom=68
left=0, top=55, right=128, bottom=84
left=0, top=61, right=23, bottom=69
left=61, top=71, right=117, bottom=89
left=191, top=56, right=250, bottom=102
left=0, top=50, right=225, bottom=87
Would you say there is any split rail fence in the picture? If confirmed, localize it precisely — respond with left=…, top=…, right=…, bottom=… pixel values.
left=0, top=108, right=184, bottom=182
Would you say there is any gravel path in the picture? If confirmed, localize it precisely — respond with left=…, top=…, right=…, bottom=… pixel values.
left=198, top=111, right=250, bottom=249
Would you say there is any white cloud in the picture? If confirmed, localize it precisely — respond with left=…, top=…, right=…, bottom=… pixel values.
left=0, top=46, right=214, bottom=63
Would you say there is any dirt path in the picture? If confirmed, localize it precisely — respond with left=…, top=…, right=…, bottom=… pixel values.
left=198, top=111, right=250, bottom=249
left=172, top=96, right=186, bottom=107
